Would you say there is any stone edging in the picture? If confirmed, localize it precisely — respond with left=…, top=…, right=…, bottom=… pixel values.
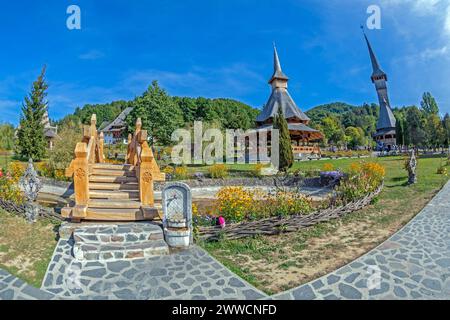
left=38, top=176, right=322, bottom=193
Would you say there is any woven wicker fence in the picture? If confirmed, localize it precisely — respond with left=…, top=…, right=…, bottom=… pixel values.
left=0, top=198, right=64, bottom=221
left=196, top=184, right=383, bottom=241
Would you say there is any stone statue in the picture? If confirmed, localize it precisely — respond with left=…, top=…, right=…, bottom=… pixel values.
left=406, top=150, right=417, bottom=185
left=19, top=159, right=42, bottom=222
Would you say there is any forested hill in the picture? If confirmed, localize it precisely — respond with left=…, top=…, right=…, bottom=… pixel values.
left=306, top=102, right=379, bottom=137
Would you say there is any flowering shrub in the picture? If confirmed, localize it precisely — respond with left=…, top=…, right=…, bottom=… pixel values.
left=322, top=163, right=334, bottom=171
left=162, top=166, right=174, bottom=175
left=0, top=169, right=24, bottom=203
left=174, top=166, right=189, bottom=180
left=208, top=164, right=228, bottom=179
left=7, top=161, right=25, bottom=183
left=335, top=161, right=385, bottom=203
left=213, top=186, right=313, bottom=223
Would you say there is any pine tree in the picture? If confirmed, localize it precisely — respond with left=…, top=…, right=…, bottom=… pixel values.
left=273, top=107, right=293, bottom=171
left=16, top=66, right=48, bottom=161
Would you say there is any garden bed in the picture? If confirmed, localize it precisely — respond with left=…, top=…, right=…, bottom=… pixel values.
left=197, top=184, right=383, bottom=241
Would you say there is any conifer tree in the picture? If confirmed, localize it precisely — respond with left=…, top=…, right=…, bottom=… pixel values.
left=16, top=66, right=48, bottom=161
left=273, top=107, right=293, bottom=171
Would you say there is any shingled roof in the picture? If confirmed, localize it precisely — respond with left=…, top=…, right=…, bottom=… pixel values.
left=377, top=97, right=396, bottom=130
left=256, top=46, right=310, bottom=124
left=256, top=88, right=310, bottom=123
left=101, top=107, right=133, bottom=132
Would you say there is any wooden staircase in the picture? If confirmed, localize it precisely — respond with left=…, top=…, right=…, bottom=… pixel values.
left=62, top=115, right=164, bottom=222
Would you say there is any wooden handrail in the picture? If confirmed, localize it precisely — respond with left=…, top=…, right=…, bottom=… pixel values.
left=126, top=118, right=165, bottom=207
left=65, top=114, right=105, bottom=219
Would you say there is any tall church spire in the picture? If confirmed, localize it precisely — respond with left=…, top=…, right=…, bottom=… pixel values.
left=269, top=43, right=288, bottom=88
left=362, top=28, right=387, bottom=82
left=362, top=29, right=396, bottom=150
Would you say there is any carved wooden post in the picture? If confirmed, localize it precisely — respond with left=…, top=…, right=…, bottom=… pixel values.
left=139, top=141, right=154, bottom=206
left=72, top=142, right=89, bottom=219
left=98, top=132, right=105, bottom=163
left=126, top=133, right=133, bottom=164
left=90, top=114, right=97, bottom=137
left=134, top=118, right=142, bottom=166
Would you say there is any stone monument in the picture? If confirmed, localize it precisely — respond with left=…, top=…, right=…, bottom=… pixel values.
left=19, top=159, right=42, bottom=222
left=162, top=182, right=193, bottom=248
left=406, top=149, right=417, bottom=185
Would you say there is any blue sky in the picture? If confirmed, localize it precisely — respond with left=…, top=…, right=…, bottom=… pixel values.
left=1, top=0, right=450, bottom=126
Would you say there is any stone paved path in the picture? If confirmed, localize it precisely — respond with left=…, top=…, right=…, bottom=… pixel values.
left=272, top=180, right=450, bottom=300
left=2, top=181, right=450, bottom=300
left=0, top=269, right=54, bottom=300
left=41, top=240, right=266, bottom=300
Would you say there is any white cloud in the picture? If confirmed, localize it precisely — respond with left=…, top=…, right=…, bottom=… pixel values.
left=420, top=45, right=448, bottom=59
left=445, top=5, right=450, bottom=35
left=79, top=50, right=105, bottom=60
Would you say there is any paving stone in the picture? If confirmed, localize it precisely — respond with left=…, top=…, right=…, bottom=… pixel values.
left=392, top=270, right=409, bottom=278
left=190, top=285, right=203, bottom=295
left=436, top=258, right=450, bottom=268
left=292, top=285, right=315, bottom=300
left=81, top=268, right=107, bottom=278
left=223, top=287, right=236, bottom=294
left=368, top=282, right=390, bottom=296
left=422, top=278, right=442, bottom=291
left=208, top=289, right=221, bottom=297
left=107, top=261, right=130, bottom=273
left=155, top=287, right=171, bottom=299
left=114, top=289, right=136, bottom=299
left=393, top=286, right=407, bottom=298
left=0, top=289, right=15, bottom=300
left=229, top=277, right=245, bottom=288
left=308, top=280, right=323, bottom=290
left=327, top=275, right=340, bottom=285
left=344, top=273, right=360, bottom=284
left=149, top=268, right=167, bottom=277
left=338, top=284, right=362, bottom=299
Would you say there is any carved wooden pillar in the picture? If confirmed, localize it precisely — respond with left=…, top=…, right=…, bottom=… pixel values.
left=98, top=132, right=105, bottom=163
left=72, top=142, right=89, bottom=218
left=139, top=141, right=154, bottom=207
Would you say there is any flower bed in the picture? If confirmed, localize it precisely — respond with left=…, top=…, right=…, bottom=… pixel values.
left=196, top=161, right=385, bottom=241
left=196, top=183, right=383, bottom=241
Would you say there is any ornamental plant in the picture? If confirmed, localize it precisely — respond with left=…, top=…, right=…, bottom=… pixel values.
left=213, top=186, right=313, bottom=223
left=208, top=164, right=229, bottom=179
left=0, top=170, right=24, bottom=203
left=335, top=161, right=385, bottom=203
left=7, top=161, right=25, bottom=183
left=322, top=163, right=335, bottom=171
left=174, top=165, right=189, bottom=180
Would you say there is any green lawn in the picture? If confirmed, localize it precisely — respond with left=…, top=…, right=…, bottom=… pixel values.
left=0, top=209, right=59, bottom=287
left=199, top=155, right=450, bottom=294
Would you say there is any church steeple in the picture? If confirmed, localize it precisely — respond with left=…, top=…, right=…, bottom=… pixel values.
left=269, top=44, right=289, bottom=89
left=362, top=29, right=387, bottom=82
left=362, top=29, right=396, bottom=149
